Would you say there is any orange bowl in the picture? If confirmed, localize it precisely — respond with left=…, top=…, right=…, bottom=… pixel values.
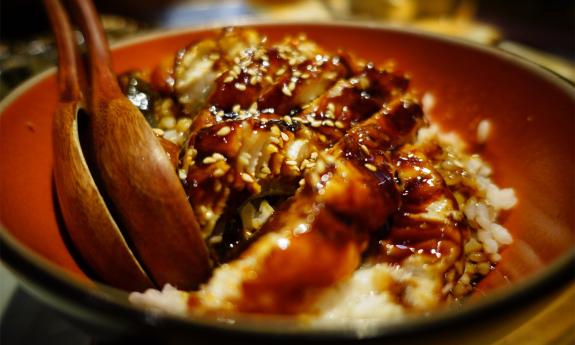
left=1, top=23, right=573, bottom=343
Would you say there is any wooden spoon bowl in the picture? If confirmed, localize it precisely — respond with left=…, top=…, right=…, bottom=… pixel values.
left=44, top=0, right=152, bottom=291
left=59, top=0, right=211, bottom=289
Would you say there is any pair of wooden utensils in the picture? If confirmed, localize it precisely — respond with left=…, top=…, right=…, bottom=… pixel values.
left=46, top=0, right=211, bottom=291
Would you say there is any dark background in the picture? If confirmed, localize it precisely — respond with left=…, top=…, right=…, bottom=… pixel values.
left=1, top=0, right=574, bottom=58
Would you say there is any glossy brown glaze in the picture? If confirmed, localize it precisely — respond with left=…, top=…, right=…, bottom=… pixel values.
left=374, top=146, right=466, bottom=272
left=171, top=31, right=420, bottom=266
left=227, top=94, right=424, bottom=314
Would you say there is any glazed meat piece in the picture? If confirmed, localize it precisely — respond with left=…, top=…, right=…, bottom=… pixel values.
left=368, top=145, right=468, bottom=306
left=292, top=64, right=409, bottom=143
left=173, top=28, right=263, bottom=115
left=209, top=36, right=352, bottom=115
left=185, top=96, right=421, bottom=263
left=185, top=113, right=322, bottom=236
left=188, top=98, right=424, bottom=314
left=171, top=29, right=354, bottom=118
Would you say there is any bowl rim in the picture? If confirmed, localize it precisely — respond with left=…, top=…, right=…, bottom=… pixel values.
left=1, top=20, right=574, bottom=340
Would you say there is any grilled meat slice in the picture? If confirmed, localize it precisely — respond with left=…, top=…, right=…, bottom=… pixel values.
left=188, top=98, right=424, bottom=314
left=367, top=145, right=468, bottom=307
left=173, top=28, right=263, bottom=115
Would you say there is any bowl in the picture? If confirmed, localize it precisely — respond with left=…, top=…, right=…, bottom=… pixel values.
left=1, top=22, right=573, bottom=344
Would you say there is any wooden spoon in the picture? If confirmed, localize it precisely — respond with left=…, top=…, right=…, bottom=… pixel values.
left=66, top=0, right=211, bottom=289
left=44, top=0, right=153, bottom=291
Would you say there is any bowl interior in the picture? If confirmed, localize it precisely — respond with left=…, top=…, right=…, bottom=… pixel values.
left=1, top=23, right=573, bottom=299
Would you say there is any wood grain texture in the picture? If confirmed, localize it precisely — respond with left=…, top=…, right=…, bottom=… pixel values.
left=67, top=0, right=211, bottom=289
left=45, top=0, right=153, bottom=290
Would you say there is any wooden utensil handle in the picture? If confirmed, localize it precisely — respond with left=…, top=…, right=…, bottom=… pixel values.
left=43, top=0, right=81, bottom=102
left=65, top=0, right=120, bottom=99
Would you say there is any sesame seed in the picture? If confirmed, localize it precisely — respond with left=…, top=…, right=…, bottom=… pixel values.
left=209, top=53, right=220, bottom=61
left=299, top=179, right=305, bottom=186
left=223, top=76, right=234, bottom=83
left=276, top=67, right=286, bottom=76
left=327, top=103, right=335, bottom=112
left=213, top=168, right=226, bottom=177
left=283, top=116, right=293, bottom=125
left=238, top=152, right=251, bottom=166
left=212, top=152, right=226, bottom=161
left=178, top=169, right=187, bottom=180
left=282, top=84, right=293, bottom=96
left=325, top=111, right=335, bottom=119
left=286, top=160, right=298, bottom=166
left=271, top=125, right=281, bottom=136
left=265, top=75, right=274, bottom=84
left=280, top=132, right=290, bottom=141
left=232, top=65, right=241, bottom=75
left=266, top=144, right=279, bottom=154
left=335, top=121, right=345, bottom=129
left=270, top=136, right=281, bottom=145
left=364, top=163, right=377, bottom=172
left=311, top=120, right=322, bottom=127
left=301, top=73, right=310, bottom=79
left=239, top=156, right=250, bottom=166
left=249, top=76, right=259, bottom=85
left=216, top=110, right=225, bottom=117
left=322, top=120, right=334, bottom=127
left=232, top=104, right=241, bottom=112
left=240, top=172, right=254, bottom=183
left=360, top=144, right=370, bottom=155
left=217, top=126, right=231, bottom=136
left=234, top=83, right=247, bottom=91
left=152, top=128, right=164, bottom=136
left=203, top=157, right=216, bottom=164
left=186, top=148, right=197, bottom=158
left=260, top=166, right=271, bottom=175
left=288, top=82, right=296, bottom=91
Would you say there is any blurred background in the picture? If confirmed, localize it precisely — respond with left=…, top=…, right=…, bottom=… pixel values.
left=0, top=0, right=574, bottom=100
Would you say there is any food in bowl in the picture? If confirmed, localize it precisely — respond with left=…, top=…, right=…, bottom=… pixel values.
left=109, top=28, right=516, bottom=323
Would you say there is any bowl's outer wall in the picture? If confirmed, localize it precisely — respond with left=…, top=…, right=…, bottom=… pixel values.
left=1, top=24, right=573, bottom=293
